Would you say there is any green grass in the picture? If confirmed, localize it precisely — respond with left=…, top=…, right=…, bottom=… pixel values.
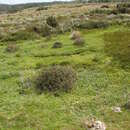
left=0, top=26, right=130, bottom=130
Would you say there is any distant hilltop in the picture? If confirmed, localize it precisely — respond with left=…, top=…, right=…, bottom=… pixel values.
left=0, top=1, right=72, bottom=13
left=0, top=0, right=129, bottom=14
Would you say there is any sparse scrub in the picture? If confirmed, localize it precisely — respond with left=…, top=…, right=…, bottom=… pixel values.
left=35, top=66, right=76, bottom=93
left=104, top=30, right=130, bottom=66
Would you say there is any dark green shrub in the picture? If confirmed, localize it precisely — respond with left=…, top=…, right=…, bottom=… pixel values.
left=104, top=31, right=130, bottom=66
left=35, top=66, right=76, bottom=92
left=46, top=16, right=58, bottom=28
left=52, top=42, right=63, bottom=48
left=6, top=43, right=18, bottom=53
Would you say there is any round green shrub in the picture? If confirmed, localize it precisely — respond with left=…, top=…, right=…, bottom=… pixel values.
left=52, top=42, right=63, bottom=48
left=35, top=66, right=76, bottom=92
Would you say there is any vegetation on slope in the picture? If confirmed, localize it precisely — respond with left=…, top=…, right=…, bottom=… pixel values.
left=0, top=26, right=129, bottom=130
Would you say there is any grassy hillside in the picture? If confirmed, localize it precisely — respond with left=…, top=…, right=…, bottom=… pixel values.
left=0, top=2, right=130, bottom=130
left=0, top=25, right=129, bottom=130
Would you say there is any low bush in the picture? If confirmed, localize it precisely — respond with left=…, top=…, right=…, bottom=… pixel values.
left=52, top=42, right=63, bottom=48
left=104, top=31, right=130, bottom=66
left=46, top=16, right=59, bottom=28
left=35, top=66, right=76, bottom=93
left=6, top=43, right=18, bottom=53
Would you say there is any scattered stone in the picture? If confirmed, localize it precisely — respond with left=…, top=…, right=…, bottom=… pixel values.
left=84, top=118, right=106, bottom=130
left=112, top=107, right=122, bottom=113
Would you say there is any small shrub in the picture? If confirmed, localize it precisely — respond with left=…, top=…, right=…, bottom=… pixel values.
left=35, top=66, right=76, bottom=92
left=70, top=31, right=81, bottom=40
left=52, top=42, right=63, bottom=48
left=15, top=53, right=21, bottom=57
left=104, top=31, right=130, bottom=66
left=73, top=37, right=85, bottom=46
left=46, top=16, right=58, bottom=28
left=6, top=43, right=18, bottom=53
